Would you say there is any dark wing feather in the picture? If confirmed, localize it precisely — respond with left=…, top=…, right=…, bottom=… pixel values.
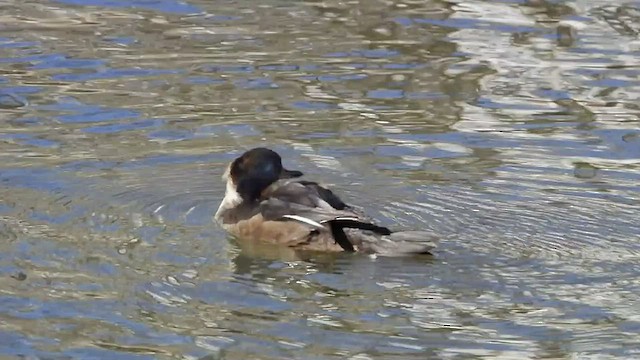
left=328, top=222, right=355, bottom=252
left=297, top=181, right=348, bottom=210
left=329, top=219, right=391, bottom=235
left=265, top=180, right=351, bottom=210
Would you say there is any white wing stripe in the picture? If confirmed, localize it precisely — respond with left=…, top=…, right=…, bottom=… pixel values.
left=282, top=215, right=325, bottom=229
left=320, top=216, right=359, bottom=223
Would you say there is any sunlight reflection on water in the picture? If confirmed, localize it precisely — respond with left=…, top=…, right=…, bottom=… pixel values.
left=1, top=0, right=640, bottom=358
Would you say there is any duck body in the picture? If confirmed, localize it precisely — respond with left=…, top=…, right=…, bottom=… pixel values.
left=215, top=148, right=437, bottom=256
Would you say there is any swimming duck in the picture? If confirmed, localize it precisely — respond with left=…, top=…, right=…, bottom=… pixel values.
left=215, top=148, right=437, bottom=255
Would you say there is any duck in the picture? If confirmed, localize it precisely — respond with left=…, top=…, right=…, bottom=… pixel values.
left=214, top=147, right=438, bottom=256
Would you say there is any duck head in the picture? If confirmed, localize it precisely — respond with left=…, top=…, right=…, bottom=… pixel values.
left=221, top=147, right=303, bottom=206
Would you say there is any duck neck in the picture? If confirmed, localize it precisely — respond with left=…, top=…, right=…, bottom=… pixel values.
left=214, top=180, right=244, bottom=222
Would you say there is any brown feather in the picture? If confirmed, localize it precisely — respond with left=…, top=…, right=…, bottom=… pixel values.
left=223, top=213, right=345, bottom=252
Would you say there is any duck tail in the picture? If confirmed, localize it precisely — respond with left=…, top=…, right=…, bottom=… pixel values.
left=331, top=219, right=438, bottom=256
left=371, top=231, right=439, bottom=256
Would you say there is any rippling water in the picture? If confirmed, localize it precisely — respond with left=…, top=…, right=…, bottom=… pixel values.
left=1, top=0, right=640, bottom=358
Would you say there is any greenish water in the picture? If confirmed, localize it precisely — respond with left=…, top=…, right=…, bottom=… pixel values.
left=1, top=0, right=639, bottom=358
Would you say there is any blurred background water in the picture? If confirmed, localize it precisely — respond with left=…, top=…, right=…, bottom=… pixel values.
left=1, top=0, right=640, bottom=358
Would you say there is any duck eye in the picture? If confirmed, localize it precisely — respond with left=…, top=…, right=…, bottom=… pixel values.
left=260, top=162, right=275, bottom=173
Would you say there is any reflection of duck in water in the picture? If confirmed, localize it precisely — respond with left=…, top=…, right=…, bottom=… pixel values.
left=215, top=148, right=437, bottom=256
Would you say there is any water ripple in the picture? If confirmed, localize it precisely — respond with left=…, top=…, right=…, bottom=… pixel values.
left=1, top=0, right=640, bottom=358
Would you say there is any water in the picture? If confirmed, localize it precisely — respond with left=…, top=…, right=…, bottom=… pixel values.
left=1, top=0, right=640, bottom=358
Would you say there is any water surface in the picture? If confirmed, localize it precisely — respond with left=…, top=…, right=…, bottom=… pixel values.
left=1, top=0, right=640, bottom=358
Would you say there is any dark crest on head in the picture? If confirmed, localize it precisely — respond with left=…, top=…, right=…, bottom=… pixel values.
left=230, top=148, right=303, bottom=202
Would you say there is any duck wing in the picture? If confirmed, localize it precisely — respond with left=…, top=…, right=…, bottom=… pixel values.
left=262, top=180, right=349, bottom=210
left=259, top=181, right=391, bottom=252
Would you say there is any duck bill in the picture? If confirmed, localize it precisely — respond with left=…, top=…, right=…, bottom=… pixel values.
left=280, top=168, right=303, bottom=179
